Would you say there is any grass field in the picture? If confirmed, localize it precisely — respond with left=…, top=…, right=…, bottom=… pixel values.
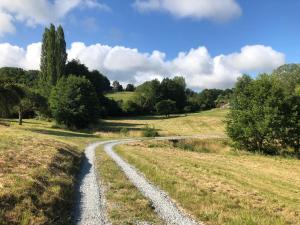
left=0, top=119, right=104, bottom=224
left=116, top=139, right=300, bottom=225
left=106, top=91, right=135, bottom=103
left=103, top=109, right=228, bottom=137
left=96, top=146, right=164, bottom=225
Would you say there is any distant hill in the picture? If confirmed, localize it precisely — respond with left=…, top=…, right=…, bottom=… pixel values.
left=106, top=92, right=135, bottom=103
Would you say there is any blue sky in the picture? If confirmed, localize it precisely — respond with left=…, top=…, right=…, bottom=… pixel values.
left=0, top=0, right=297, bottom=89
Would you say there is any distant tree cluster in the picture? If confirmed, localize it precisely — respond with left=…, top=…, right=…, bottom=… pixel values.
left=227, top=65, right=300, bottom=155
left=118, top=77, right=231, bottom=116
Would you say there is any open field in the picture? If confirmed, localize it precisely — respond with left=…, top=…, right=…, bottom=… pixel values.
left=116, top=139, right=300, bottom=225
left=96, top=146, right=164, bottom=225
left=0, top=119, right=105, bottom=224
left=102, top=109, right=228, bottom=137
left=106, top=91, right=135, bottom=103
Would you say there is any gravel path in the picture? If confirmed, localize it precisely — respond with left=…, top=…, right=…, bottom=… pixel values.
left=74, top=135, right=222, bottom=225
left=104, top=139, right=204, bottom=225
left=73, top=141, right=111, bottom=225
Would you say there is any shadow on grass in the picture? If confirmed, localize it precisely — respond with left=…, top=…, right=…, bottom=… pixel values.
left=99, top=121, right=145, bottom=132
left=27, top=128, right=97, bottom=138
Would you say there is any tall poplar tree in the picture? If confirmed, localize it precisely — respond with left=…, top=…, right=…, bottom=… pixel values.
left=47, top=24, right=57, bottom=85
left=40, top=24, right=67, bottom=96
left=56, top=25, right=67, bottom=80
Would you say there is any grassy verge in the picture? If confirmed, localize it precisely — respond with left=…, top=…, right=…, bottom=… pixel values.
left=0, top=119, right=107, bottom=225
left=116, top=139, right=300, bottom=225
left=95, top=146, right=164, bottom=225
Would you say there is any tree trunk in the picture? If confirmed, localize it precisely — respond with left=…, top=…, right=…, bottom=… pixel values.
left=18, top=107, right=23, bottom=125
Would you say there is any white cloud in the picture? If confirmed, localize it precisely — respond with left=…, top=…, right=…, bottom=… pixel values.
left=0, top=42, right=285, bottom=90
left=0, top=0, right=109, bottom=36
left=133, top=0, right=242, bottom=21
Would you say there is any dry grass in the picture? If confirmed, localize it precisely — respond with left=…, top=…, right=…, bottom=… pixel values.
left=116, top=139, right=300, bottom=225
left=95, top=147, right=164, bottom=225
left=103, top=109, right=228, bottom=137
left=0, top=119, right=108, bottom=225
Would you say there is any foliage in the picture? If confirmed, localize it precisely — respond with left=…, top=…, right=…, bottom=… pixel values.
left=40, top=24, right=67, bottom=96
left=49, top=76, right=100, bottom=128
left=155, top=99, right=177, bottom=117
left=134, top=79, right=161, bottom=113
left=226, top=73, right=300, bottom=155
left=160, top=77, right=187, bottom=110
left=0, top=80, right=25, bottom=115
left=142, top=125, right=159, bottom=137
left=125, top=83, right=135, bottom=92
left=65, top=59, right=111, bottom=95
left=112, top=81, right=124, bottom=92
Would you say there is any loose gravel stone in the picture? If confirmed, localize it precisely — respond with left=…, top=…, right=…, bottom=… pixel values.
left=73, top=142, right=111, bottom=225
left=104, top=139, right=204, bottom=225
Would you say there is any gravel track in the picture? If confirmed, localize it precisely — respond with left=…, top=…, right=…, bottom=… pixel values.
left=74, top=135, right=222, bottom=225
left=73, top=141, right=112, bottom=225
left=104, top=138, right=204, bottom=225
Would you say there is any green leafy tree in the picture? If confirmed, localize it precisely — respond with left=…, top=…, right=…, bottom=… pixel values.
left=160, top=77, right=187, bottom=111
left=49, top=76, right=100, bottom=128
left=65, top=59, right=111, bottom=95
left=134, top=79, right=161, bottom=113
left=226, top=74, right=286, bottom=154
left=125, top=84, right=135, bottom=92
left=155, top=99, right=177, bottom=118
left=112, top=81, right=123, bottom=92
left=0, top=80, right=25, bottom=116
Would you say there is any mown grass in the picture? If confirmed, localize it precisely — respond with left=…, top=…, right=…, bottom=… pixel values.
left=106, top=91, right=135, bottom=103
left=95, top=146, right=164, bottom=225
left=103, top=108, right=228, bottom=137
left=0, top=119, right=108, bottom=225
left=116, top=139, right=300, bottom=225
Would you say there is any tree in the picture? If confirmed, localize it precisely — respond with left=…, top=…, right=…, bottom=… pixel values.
left=16, top=89, right=48, bottom=125
left=273, top=64, right=300, bottom=94
left=65, top=59, right=111, bottom=95
left=160, top=77, right=187, bottom=111
left=56, top=25, right=67, bottom=80
left=198, top=89, right=224, bottom=110
left=49, top=76, right=100, bottom=128
left=134, top=79, right=161, bottom=113
left=0, top=80, right=25, bottom=117
left=125, top=84, right=135, bottom=92
left=40, top=24, right=67, bottom=96
left=226, top=74, right=286, bottom=154
left=112, top=81, right=123, bottom=92
left=155, top=99, right=177, bottom=118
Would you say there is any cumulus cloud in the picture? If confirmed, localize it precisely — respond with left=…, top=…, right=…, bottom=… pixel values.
left=0, top=42, right=285, bottom=89
left=0, top=0, right=109, bottom=36
left=133, top=0, right=242, bottom=21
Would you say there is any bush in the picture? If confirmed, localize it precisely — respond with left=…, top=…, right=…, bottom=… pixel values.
left=49, top=75, right=100, bottom=128
left=142, top=125, right=159, bottom=137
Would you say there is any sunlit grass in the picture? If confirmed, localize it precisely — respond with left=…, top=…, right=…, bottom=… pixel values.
left=95, top=146, right=164, bottom=225
left=103, top=108, right=228, bottom=137
left=106, top=91, right=135, bottom=103
left=0, top=119, right=106, bottom=224
left=116, top=139, right=300, bottom=225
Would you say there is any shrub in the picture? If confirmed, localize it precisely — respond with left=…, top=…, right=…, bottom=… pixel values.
left=49, top=75, right=100, bottom=128
left=142, top=125, right=159, bottom=137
